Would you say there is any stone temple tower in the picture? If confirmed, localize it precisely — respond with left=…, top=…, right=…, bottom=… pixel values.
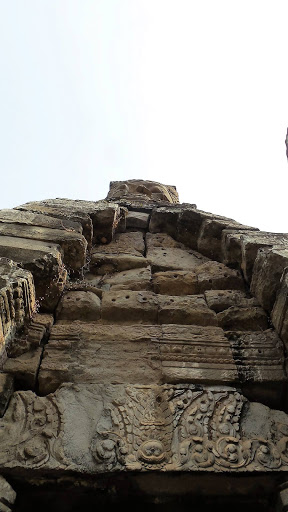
left=0, top=180, right=288, bottom=511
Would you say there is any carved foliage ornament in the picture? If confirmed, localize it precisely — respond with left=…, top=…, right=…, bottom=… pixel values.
left=1, top=386, right=288, bottom=473
left=0, top=391, right=67, bottom=468
left=91, top=385, right=288, bottom=472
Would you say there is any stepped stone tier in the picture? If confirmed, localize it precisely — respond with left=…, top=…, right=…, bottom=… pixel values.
left=1, top=180, right=288, bottom=510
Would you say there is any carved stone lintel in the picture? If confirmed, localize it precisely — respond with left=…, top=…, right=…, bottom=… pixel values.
left=1, top=385, right=288, bottom=475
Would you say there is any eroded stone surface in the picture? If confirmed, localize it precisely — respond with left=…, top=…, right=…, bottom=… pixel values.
left=1, top=384, right=288, bottom=475
left=17, top=198, right=122, bottom=245
left=146, top=233, right=208, bottom=272
left=56, top=291, right=101, bottom=322
left=251, top=246, right=288, bottom=313
left=90, top=232, right=147, bottom=275
left=107, top=179, right=179, bottom=204
left=217, top=306, right=269, bottom=331
left=0, top=237, right=66, bottom=312
left=102, top=267, right=152, bottom=291
left=101, top=291, right=158, bottom=323
left=205, top=290, right=258, bottom=313
left=0, top=222, right=87, bottom=271
left=158, top=295, right=217, bottom=326
left=126, top=211, right=150, bottom=229
left=152, top=271, right=199, bottom=295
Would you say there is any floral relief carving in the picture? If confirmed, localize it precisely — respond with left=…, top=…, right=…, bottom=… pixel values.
left=0, top=391, right=67, bottom=469
left=91, top=385, right=288, bottom=472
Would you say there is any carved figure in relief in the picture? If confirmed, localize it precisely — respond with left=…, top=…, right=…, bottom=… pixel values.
left=91, top=385, right=288, bottom=472
left=92, top=385, right=173, bottom=470
left=0, top=391, right=66, bottom=468
left=106, top=180, right=179, bottom=204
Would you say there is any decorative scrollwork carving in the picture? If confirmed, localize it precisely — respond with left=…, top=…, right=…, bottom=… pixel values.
left=91, top=385, right=288, bottom=472
left=0, top=391, right=67, bottom=468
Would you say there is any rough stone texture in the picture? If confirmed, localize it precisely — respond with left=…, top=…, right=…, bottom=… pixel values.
left=150, top=207, right=257, bottom=260
left=158, top=294, right=217, bottom=326
left=217, top=306, right=269, bottom=331
left=3, top=347, right=42, bottom=389
left=56, top=290, right=101, bottom=322
left=205, top=290, right=258, bottom=313
left=90, top=232, right=147, bottom=275
left=222, top=231, right=288, bottom=282
left=107, top=179, right=179, bottom=204
left=17, top=198, right=122, bottom=245
left=0, top=208, right=82, bottom=233
left=101, top=291, right=158, bottom=323
left=0, top=180, right=288, bottom=509
left=0, top=237, right=66, bottom=312
left=152, top=270, right=199, bottom=295
left=272, top=268, right=288, bottom=347
left=0, top=222, right=87, bottom=272
left=126, top=211, right=150, bottom=229
left=196, top=261, right=245, bottom=292
left=251, top=246, right=288, bottom=313
left=7, top=313, right=54, bottom=357
left=146, top=233, right=208, bottom=272
left=38, top=324, right=162, bottom=393
left=102, top=267, right=152, bottom=291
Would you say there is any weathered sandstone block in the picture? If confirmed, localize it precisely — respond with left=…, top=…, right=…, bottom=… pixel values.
left=146, top=233, right=208, bottom=272
left=38, top=324, right=162, bottom=393
left=197, top=261, right=245, bottom=292
left=158, top=295, right=217, bottom=326
left=222, top=231, right=288, bottom=282
left=251, top=246, right=288, bottom=313
left=91, top=232, right=147, bottom=275
left=107, top=179, right=179, bottom=204
left=126, top=211, right=150, bottom=229
left=101, top=290, right=158, bottom=323
left=0, top=208, right=82, bottom=233
left=271, top=268, right=288, bottom=346
left=227, top=330, right=286, bottom=407
left=102, top=267, right=152, bottom=291
left=152, top=270, right=199, bottom=295
left=0, top=237, right=66, bottom=312
left=149, top=207, right=181, bottom=238
left=17, top=198, right=122, bottom=245
left=217, top=306, right=269, bottom=331
left=56, top=291, right=101, bottom=322
left=7, top=313, right=54, bottom=358
left=197, top=218, right=257, bottom=261
left=205, top=290, right=258, bottom=313
left=3, top=347, right=42, bottom=389
left=0, top=223, right=87, bottom=272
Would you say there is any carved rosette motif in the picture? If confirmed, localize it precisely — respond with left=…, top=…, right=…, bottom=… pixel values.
left=91, top=385, right=288, bottom=472
left=0, top=391, right=67, bottom=469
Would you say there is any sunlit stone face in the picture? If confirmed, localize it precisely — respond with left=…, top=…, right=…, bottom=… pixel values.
left=106, top=179, right=179, bottom=203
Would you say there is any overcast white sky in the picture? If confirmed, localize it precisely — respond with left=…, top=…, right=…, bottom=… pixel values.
left=0, top=1, right=288, bottom=232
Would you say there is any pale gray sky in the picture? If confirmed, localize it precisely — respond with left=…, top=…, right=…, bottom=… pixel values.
left=0, top=1, right=288, bottom=232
